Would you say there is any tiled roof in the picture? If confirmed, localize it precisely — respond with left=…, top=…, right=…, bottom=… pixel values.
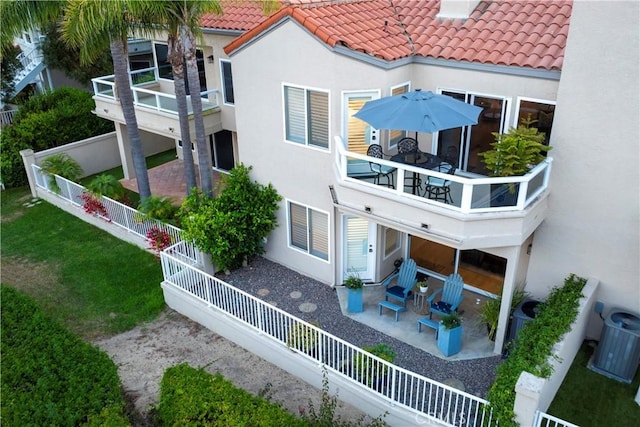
left=214, top=0, right=572, bottom=71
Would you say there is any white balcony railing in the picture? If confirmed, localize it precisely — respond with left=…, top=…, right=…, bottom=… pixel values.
left=161, top=246, right=497, bottom=427
left=335, top=137, right=552, bottom=214
left=534, top=410, right=580, bottom=427
left=92, top=67, right=220, bottom=115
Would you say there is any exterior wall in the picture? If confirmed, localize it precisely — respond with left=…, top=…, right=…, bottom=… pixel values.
left=525, top=0, right=640, bottom=339
left=231, top=19, right=563, bottom=288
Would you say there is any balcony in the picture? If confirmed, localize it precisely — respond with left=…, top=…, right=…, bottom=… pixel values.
left=91, top=67, right=222, bottom=139
left=334, top=138, right=552, bottom=248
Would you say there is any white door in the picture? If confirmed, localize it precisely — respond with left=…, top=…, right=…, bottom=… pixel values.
left=343, top=215, right=376, bottom=282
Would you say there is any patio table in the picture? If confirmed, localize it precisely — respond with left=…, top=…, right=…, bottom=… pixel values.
left=390, top=151, right=443, bottom=194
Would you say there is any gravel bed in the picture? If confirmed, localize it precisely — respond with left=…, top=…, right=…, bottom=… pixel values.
left=218, top=256, right=502, bottom=398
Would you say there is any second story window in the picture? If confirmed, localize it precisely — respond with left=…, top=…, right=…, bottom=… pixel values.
left=283, top=84, right=329, bottom=149
left=220, top=59, right=234, bottom=105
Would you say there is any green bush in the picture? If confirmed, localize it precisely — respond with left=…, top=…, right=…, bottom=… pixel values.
left=0, top=286, right=129, bottom=426
left=40, top=153, right=84, bottom=193
left=0, top=87, right=114, bottom=188
left=86, top=174, right=127, bottom=202
left=155, top=363, right=306, bottom=426
left=179, top=164, right=281, bottom=272
left=486, top=274, right=587, bottom=426
left=138, top=195, right=179, bottom=225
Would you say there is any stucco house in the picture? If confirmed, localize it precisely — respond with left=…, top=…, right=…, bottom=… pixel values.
left=91, top=0, right=639, bottom=356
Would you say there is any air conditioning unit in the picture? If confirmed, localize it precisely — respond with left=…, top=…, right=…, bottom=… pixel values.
left=508, top=299, right=541, bottom=342
left=590, top=308, right=640, bottom=383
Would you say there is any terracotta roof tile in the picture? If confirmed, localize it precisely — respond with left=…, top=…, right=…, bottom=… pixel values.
left=220, top=0, right=572, bottom=71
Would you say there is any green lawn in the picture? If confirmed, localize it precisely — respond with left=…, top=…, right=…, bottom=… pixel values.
left=0, top=186, right=165, bottom=339
left=548, top=341, right=640, bottom=427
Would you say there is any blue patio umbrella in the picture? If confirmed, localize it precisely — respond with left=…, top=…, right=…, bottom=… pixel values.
left=354, top=89, right=483, bottom=134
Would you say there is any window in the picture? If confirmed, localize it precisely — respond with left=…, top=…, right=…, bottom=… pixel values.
left=284, top=85, right=329, bottom=149
left=515, top=98, right=555, bottom=145
left=220, top=59, right=234, bottom=105
left=154, top=42, right=207, bottom=93
left=389, top=83, right=410, bottom=147
left=384, top=228, right=400, bottom=258
left=288, top=201, right=329, bottom=260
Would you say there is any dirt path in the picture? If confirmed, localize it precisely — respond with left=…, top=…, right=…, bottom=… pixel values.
left=95, top=308, right=369, bottom=425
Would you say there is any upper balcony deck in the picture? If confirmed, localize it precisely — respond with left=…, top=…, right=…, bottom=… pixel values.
left=333, top=137, right=552, bottom=248
left=91, top=67, right=222, bottom=139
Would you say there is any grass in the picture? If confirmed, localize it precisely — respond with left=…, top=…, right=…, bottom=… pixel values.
left=548, top=341, right=640, bottom=427
left=0, top=186, right=165, bottom=340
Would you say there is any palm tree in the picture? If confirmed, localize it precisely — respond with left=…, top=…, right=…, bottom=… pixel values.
left=0, top=0, right=64, bottom=54
left=167, top=32, right=197, bottom=192
left=62, top=0, right=152, bottom=201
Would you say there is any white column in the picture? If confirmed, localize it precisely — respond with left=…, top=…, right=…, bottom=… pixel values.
left=20, top=149, right=37, bottom=197
left=514, top=372, right=545, bottom=426
left=115, top=123, right=135, bottom=179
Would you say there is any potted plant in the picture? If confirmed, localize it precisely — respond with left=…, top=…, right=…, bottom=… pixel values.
left=437, top=311, right=463, bottom=357
left=343, top=273, right=364, bottom=313
left=479, top=118, right=552, bottom=206
left=353, top=343, right=396, bottom=390
left=480, top=287, right=527, bottom=341
left=417, top=279, right=429, bottom=294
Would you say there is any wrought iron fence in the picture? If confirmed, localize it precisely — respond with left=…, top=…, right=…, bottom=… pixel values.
left=161, top=245, right=497, bottom=427
left=30, top=164, right=198, bottom=264
left=534, top=411, right=580, bottom=427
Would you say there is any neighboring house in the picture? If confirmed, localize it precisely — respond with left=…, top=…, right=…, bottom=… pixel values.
left=91, top=0, right=639, bottom=354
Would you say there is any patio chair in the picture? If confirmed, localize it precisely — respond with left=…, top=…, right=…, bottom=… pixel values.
left=428, top=273, right=464, bottom=320
left=397, top=137, right=419, bottom=154
left=366, top=144, right=396, bottom=188
left=382, top=258, right=418, bottom=308
left=424, top=162, right=455, bottom=204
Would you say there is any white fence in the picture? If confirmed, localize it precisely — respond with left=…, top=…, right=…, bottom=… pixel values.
left=1, top=108, right=18, bottom=127
left=161, top=244, right=497, bottom=427
left=534, top=411, right=580, bottom=427
left=29, top=164, right=198, bottom=264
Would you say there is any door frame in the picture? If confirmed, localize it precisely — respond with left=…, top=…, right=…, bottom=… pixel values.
left=341, top=215, right=377, bottom=282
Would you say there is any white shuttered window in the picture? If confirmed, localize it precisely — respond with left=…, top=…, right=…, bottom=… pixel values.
left=288, top=201, right=329, bottom=260
left=284, top=85, right=329, bottom=149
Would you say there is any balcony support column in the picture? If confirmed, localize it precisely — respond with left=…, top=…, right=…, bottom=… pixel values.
left=115, top=123, right=135, bottom=180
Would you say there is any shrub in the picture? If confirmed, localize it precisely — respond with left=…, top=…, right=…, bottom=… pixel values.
left=155, top=363, right=306, bottom=426
left=86, top=174, right=127, bottom=202
left=0, top=286, right=128, bottom=426
left=486, top=274, right=587, bottom=426
left=138, top=195, right=179, bottom=225
left=179, top=164, right=281, bottom=272
left=353, top=343, right=396, bottom=387
left=146, top=226, right=173, bottom=255
left=40, top=153, right=84, bottom=193
left=0, top=87, right=113, bottom=188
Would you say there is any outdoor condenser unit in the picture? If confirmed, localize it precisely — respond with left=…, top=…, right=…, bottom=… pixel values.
left=590, top=308, right=640, bottom=383
left=508, top=299, right=541, bottom=342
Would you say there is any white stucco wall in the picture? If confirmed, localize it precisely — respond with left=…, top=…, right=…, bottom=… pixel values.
left=525, top=0, right=640, bottom=339
left=230, top=19, right=565, bottom=287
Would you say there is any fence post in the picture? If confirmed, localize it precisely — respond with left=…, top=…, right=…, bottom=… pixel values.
left=514, top=371, right=545, bottom=427
left=20, top=149, right=38, bottom=197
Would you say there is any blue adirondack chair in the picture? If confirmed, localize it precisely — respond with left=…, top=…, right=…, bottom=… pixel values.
left=428, top=273, right=464, bottom=319
left=382, top=258, right=418, bottom=307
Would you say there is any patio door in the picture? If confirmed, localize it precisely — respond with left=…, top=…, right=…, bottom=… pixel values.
left=437, top=90, right=509, bottom=174
left=343, top=215, right=376, bottom=282
left=209, top=130, right=235, bottom=172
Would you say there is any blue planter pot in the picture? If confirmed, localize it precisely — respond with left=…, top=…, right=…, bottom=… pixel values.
left=347, top=288, right=363, bottom=313
left=437, top=324, right=463, bottom=357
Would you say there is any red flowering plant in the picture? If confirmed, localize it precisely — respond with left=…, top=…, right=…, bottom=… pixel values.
left=146, top=226, right=173, bottom=255
left=80, top=192, right=109, bottom=220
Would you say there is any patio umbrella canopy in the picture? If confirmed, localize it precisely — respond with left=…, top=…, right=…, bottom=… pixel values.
left=354, top=89, right=483, bottom=134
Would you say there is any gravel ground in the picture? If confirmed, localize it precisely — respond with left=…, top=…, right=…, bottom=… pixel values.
left=220, top=256, right=502, bottom=398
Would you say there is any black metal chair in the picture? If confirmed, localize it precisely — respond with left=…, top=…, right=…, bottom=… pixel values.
left=424, top=162, right=455, bottom=203
left=366, top=144, right=396, bottom=188
left=397, top=137, right=419, bottom=154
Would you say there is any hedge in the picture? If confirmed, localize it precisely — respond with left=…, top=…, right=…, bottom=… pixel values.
left=0, top=87, right=114, bottom=188
left=486, top=274, right=587, bottom=426
left=0, top=286, right=129, bottom=426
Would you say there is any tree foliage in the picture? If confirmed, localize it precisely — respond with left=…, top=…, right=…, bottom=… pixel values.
left=0, top=87, right=113, bottom=188
left=40, top=22, right=113, bottom=84
left=1, top=44, right=22, bottom=102
left=179, top=164, right=281, bottom=272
